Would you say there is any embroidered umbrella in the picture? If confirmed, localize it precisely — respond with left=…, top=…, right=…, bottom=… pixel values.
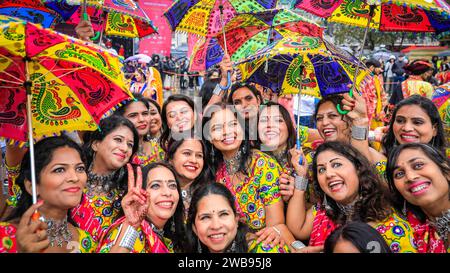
left=294, top=0, right=450, bottom=113
left=237, top=35, right=368, bottom=98
left=44, top=0, right=158, bottom=39
left=0, top=15, right=133, bottom=204
left=189, top=8, right=323, bottom=71
left=0, top=0, right=61, bottom=27
left=164, top=0, right=278, bottom=87
left=294, top=0, right=450, bottom=32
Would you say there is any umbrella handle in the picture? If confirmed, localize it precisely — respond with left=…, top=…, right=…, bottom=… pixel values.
left=219, top=71, right=232, bottom=90
left=336, top=88, right=354, bottom=115
left=296, top=139, right=303, bottom=166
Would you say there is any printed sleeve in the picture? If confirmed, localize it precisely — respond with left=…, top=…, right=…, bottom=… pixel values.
left=256, top=155, right=281, bottom=206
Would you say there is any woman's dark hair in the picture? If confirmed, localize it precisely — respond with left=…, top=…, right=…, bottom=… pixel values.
left=199, top=78, right=220, bottom=112
left=186, top=182, right=249, bottom=253
left=115, top=93, right=150, bottom=117
left=382, top=95, right=446, bottom=156
left=6, top=136, right=86, bottom=223
left=166, top=134, right=213, bottom=193
left=132, top=68, right=147, bottom=83
left=312, top=142, right=391, bottom=225
left=140, top=161, right=187, bottom=252
left=144, top=97, right=162, bottom=140
left=160, top=94, right=197, bottom=152
left=202, top=102, right=252, bottom=175
left=386, top=143, right=450, bottom=222
left=258, top=101, right=296, bottom=166
left=324, top=221, right=391, bottom=253
left=227, top=82, right=263, bottom=106
left=313, top=94, right=349, bottom=129
left=82, top=115, right=139, bottom=192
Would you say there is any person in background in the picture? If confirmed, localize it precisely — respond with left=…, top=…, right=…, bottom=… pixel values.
left=402, top=60, right=435, bottom=99
left=384, top=55, right=396, bottom=95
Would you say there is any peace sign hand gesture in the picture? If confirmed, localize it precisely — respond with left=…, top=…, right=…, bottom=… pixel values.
left=121, top=164, right=149, bottom=229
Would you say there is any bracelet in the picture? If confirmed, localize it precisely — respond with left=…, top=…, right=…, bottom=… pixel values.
left=213, top=83, right=222, bottom=95
left=351, top=125, right=368, bottom=141
left=368, top=131, right=376, bottom=142
left=294, top=175, right=308, bottom=191
left=118, top=225, right=139, bottom=250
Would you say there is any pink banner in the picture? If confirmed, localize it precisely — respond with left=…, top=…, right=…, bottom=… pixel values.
left=138, top=0, right=172, bottom=57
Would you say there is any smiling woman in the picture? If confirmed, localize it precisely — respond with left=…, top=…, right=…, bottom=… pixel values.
left=386, top=143, right=450, bottom=253
left=0, top=136, right=95, bottom=253
left=71, top=115, right=139, bottom=242
left=97, top=162, right=185, bottom=253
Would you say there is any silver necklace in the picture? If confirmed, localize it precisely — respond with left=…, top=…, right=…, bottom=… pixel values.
left=272, top=150, right=289, bottom=169
left=151, top=223, right=164, bottom=238
left=430, top=209, right=450, bottom=243
left=87, top=164, right=116, bottom=194
left=39, top=215, right=72, bottom=247
left=225, top=150, right=242, bottom=176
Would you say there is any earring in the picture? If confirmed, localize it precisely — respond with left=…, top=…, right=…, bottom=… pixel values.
left=402, top=200, right=407, bottom=215
left=229, top=240, right=237, bottom=253
left=323, top=195, right=332, bottom=211
left=431, top=137, right=435, bottom=147
left=197, top=238, right=202, bottom=253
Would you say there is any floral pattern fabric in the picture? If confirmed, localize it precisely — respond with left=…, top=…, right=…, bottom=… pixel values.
left=0, top=222, right=96, bottom=253
left=97, top=217, right=173, bottom=253
left=71, top=188, right=125, bottom=242
left=215, top=150, right=282, bottom=231
left=407, top=210, right=448, bottom=253
left=131, top=140, right=165, bottom=166
left=5, top=163, right=20, bottom=207
left=402, top=75, right=434, bottom=99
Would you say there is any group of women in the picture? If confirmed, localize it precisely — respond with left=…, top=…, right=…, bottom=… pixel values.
left=0, top=59, right=448, bottom=254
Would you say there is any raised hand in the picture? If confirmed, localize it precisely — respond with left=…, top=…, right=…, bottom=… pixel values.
left=341, top=89, right=369, bottom=125
left=289, top=146, right=308, bottom=177
left=121, top=164, right=149, bottom=229
left=279, top=173, right=294, bottom=203
left=16, top=200, right=49, bottom=253
left=75, top=20, right=94, bottom=42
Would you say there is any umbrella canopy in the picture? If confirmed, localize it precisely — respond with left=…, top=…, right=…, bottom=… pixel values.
left=294, top=0, right=450, bottom=33
left=0, top=15, right=133, bottom=143
left=217, top=9, right=324, bottom=62
left=163, top=0, right=278, bottom=37
left=237, top=35, right=368, bottom=98
left=44, top=0, right=158, bottom=38
left=0, top=0, right=61, bottom=27
left=125, top=53, right=152, bottom=64
left=189, top=37, right=224, bottom=72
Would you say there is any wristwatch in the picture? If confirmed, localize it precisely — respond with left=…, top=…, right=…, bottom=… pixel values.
left=351, top=125, right=368, bottom=141
left=291, top=240, right=306, bottom=250
left=294, top=175, right=308, bottom=191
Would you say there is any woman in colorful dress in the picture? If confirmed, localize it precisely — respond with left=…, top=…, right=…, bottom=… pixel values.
left=315, top=93, right=387, bottom=179
left=386, top=143, right=450, bottom=253
left=166, top=135, right=211, bottom=218
left=186, top=182, right=288, bottom=253
left=97, top=162, right=185, bottom=253
left=160, top=94, right=198, bottom=152
left=1, top=136, right=95, bottom=253
left=287, top=141, right=417, bottom=253
left=116, top=94, right=164, bottom=166
left=257, top=102, right=298, bottom=203
left=202, top=102, right=295, bottom=249
left=71, top=115, right=139, bottom=242
left=381, top=95, right=447, bottom=157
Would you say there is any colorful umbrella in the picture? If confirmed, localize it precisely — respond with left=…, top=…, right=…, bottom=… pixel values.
left=189, top=36, right=224, bottom=72
left=432, top=82, right=450, bottom=157
left=237, top=35, right=368, bottom=98
left=294, top=0, right=450, bottom=32
left=125, top=53, right=152, bottom=64
left=217, top=9, right=324, bottom=62
left=44, top=0, right=158, bottom=38
left=0, top=0, right=61, bottom=28
left=164, top=0, right=278, bottom=87
left=0, top=15, right=133, bottom=203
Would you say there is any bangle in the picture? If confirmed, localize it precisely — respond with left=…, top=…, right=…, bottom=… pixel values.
left=294, top=175, right=308, bottom=191
left=213, top=84, right=222, bottom=95
left=118, top=225, right=139, bottom=250
left=351, top=125, right=368, bottom=141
